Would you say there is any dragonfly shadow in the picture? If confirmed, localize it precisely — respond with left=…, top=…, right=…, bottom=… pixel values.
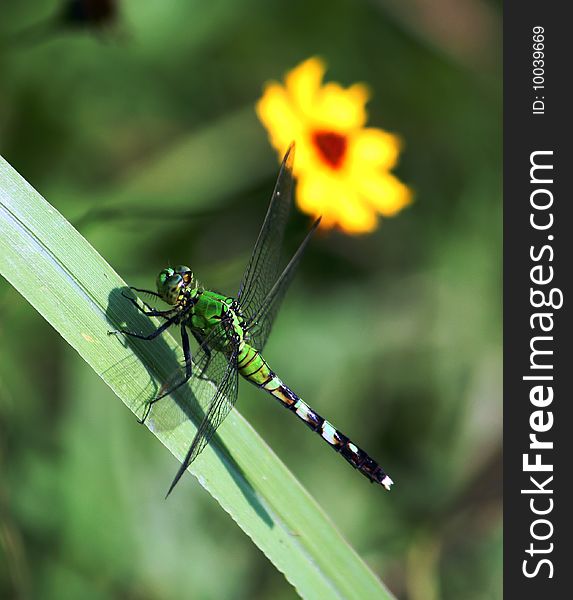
left=105, top=286, right=273, bottom=527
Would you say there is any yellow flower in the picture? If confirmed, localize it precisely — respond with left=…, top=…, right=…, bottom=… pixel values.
left=256, top=57, right=412, bottom=234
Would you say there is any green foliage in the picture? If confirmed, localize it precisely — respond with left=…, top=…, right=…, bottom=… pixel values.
left=0, top=1, right=501, bottom=598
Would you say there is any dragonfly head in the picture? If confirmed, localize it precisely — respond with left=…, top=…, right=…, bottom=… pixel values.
left=156, top=265, right=195, bottom=305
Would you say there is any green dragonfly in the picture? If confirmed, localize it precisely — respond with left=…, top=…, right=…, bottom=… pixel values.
left=110, top=145, right=393, bottom=496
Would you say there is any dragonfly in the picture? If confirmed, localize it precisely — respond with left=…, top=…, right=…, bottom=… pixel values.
left=110, top=145, right=394, bottom=496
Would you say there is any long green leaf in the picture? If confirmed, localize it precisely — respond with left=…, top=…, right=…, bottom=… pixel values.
left=0, top=155, right=395, bottom=600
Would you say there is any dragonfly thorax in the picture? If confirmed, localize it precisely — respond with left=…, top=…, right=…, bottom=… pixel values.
left=156, top=265, right=199, bottom=305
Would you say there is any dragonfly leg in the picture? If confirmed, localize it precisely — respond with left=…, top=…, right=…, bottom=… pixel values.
left=129, top=286, right=162, bottom=300
left=108, top=315, right=176, bottom=341
left=139, top=324, right=194, bottom=424
left=192, top=330, right=212, bottom=380
left=181, top=325, right=194, bottom=379
left=121, top=292, right=174, bottom=318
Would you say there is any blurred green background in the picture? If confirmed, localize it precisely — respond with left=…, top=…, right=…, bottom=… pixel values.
left=0, top=1, right=501, bottom=599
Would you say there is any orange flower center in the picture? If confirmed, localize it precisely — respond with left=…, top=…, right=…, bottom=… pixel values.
left=312, top=130, right=348, bottom=170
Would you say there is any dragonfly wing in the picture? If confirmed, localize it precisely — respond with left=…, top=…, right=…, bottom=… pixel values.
left=155, top=319, right=225, bottom=402
left=165, top=337, right=239, bottom=497
left=248, top=217, right=321, bottom=351
left=236, top=144, right=295, bottom=321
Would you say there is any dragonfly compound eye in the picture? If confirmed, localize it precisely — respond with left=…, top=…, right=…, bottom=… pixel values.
left=156, top=268, right=183, bottom=305
left=174, top=266, right=194, bottom=285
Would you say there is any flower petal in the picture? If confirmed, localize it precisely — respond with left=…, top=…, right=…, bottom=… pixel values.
left=297, top=172, right=377, bottom=234
left=350, top=128, right=402, bottom=171
left=359, top=171, right=413, bottom=217
left=285, top=57, right=326, bottom=119
left=256, top=83, right=305, bottom=158
left=314, top=82, right=370, bottom=131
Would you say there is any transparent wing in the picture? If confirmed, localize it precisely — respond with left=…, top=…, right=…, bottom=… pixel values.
left=236, top=144, right=295, bottom=320
left=247, top=218, right=321, bottom=351
left=166, top=325, right=239, bottom=496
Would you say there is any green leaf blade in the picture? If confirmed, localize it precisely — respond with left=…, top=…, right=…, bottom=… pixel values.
left=0, top=155, right=394, bottom=600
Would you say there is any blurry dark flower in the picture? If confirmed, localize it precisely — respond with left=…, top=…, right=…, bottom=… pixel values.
left=10, top=0, right=119, bottom=46
left=60, top=0, right=118, bottom=29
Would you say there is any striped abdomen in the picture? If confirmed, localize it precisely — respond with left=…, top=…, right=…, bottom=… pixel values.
left=237, top=344, right=393, bottom=490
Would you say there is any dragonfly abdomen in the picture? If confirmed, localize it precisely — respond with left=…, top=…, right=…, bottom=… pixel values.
left=237, top=344, right=393, bottom=490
